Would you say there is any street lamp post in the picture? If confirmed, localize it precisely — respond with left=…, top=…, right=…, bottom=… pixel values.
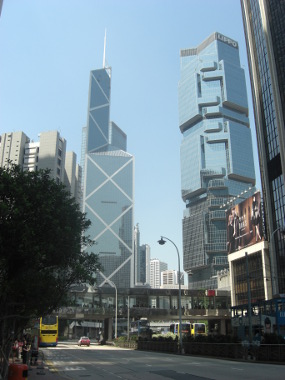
left=106, top=279, right=117, bottom=339
left=158, top=236, right=183, bottom=353
left=127, top=295, right=130, bottom=340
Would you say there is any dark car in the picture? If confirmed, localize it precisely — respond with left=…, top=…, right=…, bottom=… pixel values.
left=78, top=336, right=90, bottom=346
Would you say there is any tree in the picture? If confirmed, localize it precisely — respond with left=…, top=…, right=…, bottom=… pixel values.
left=0, top=164, right=101, bottom=378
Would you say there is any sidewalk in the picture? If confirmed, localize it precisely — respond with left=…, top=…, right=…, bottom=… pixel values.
left=9, top=351, right=65, bottom=380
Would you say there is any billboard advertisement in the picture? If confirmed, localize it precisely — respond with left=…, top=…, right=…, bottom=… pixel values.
left=226, top=191, right=264, bottom=254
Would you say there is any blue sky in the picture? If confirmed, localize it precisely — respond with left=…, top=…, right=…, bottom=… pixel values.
left=0, top=0, right=261, bottom=274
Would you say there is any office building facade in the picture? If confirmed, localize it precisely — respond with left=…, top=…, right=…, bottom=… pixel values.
left=241, top=0, right=285, bottom=295
left=139, top=244, right=151, bottom=286
left=178, top=32, right=256, bottom=289
left=134, top=224, right=151, bottom=286
left=82, top=67, right=134, bottom=289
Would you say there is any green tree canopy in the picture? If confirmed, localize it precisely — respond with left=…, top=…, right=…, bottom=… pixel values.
left=0, top=164, right=100, bottom=376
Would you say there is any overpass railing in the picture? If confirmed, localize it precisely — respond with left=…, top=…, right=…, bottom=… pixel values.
left=56, top=306, right=230, bottom=321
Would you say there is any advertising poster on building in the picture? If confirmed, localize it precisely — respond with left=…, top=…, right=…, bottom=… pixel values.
left=226, top=192, right=264, bottom=254
left=261, top=315, right=275, bottom=334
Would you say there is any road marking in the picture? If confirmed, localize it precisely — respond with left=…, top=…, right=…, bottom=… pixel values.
left=64, top=366, right=86, bottom=371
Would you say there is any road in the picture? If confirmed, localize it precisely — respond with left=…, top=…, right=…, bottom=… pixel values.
left=41, top=341, right=285, bottom=380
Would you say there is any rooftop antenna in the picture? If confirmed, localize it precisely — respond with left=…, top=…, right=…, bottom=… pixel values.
left=103, top=29, right=107, bottom=68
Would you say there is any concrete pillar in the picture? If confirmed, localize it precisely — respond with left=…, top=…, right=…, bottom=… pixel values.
left=107, top=318, right=113, bottom=341
left=220, top=319, right=226, bottom=335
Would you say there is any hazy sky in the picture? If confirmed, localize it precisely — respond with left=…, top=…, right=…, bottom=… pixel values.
left=0, top=0, right=261, bottom=274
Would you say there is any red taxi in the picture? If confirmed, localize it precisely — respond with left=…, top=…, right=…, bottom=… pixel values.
left=78, top=336, right=90, bottom=346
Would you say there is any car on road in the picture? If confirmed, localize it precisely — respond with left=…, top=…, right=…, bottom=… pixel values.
left=78, top=336, right=90, bottom=346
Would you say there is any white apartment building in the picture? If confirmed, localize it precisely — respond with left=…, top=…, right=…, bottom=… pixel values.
left=0, top=131, right=29, bottom=167
left=0, top=130, right=81, bottom=204
left=150, top=259, right=168, bottom=288
left=23, top=131, right=67, bottom=184
left=160, top=270, right=185, bottom=289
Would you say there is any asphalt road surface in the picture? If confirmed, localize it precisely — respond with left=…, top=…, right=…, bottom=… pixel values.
left=41, top=341, right=285, bottom=380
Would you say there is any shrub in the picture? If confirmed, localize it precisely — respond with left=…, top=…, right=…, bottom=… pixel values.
left=151, top=332, right=176, bottom=342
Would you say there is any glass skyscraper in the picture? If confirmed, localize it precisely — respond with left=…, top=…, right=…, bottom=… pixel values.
left=82, top=67, right=134, bottom=289
left=178, top=32, right=256, bottom=289
left=241, top=0, right=285, bottom=295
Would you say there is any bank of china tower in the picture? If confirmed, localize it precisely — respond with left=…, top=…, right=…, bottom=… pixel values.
left=82, top=66, right=134, bottom=289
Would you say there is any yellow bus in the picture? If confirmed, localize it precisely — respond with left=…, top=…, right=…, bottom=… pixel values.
left=170, top=322, right=206, bottom=337
left=170, top=322, right=191, bottom=337
left=39, top=316, right=58, bottom=347
left=190, top=322, right=206, bottom=337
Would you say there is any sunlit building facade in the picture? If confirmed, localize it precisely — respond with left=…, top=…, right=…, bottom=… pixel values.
left=178, top=32, right=256, bottom=289
left=82, top=67, right=134, bottom=289
left=150, top=259, right=168, bottom=289
left=241, top=0, right=285, bottom=295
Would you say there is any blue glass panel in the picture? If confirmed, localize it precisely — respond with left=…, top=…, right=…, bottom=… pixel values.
left=85, top=156, right=107, bottom=196
left=97, top=229, right=121, bottom=256
left=109, top=122, right=127, bottom=150
left=90, top=107, right=109, bottom=139
left=91, top=69, right=110, bottom=101
left=112, top=157, right=133, bottom=198
left=87, top=115, right=108, bottom=152
left=111, top=209, right=133, bottom=250
left=90, top=76, right=109, bottom=109
left=83, top=205, right=106, bottom=239
left=86, top=181, right=132, bottom=225
left=229, top=123, right=255, bottom=179
left=223, top=61, right=248, bottom=112
left=94, top=154, right=131, bottom=177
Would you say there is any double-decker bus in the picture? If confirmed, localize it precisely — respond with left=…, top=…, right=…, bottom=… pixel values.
left=130, top=318, right=151, bottom=338
left=170, top=322, right=191, bottom=337
left=39, top=315, right=58, bottom=347
left=190, top=322, right=206, bottom=337
left=170, top=322, right=206, bottom=337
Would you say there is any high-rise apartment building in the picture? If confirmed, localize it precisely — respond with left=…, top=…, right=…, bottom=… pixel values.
left=0, top=131, right=29, bottom=168
left=161, top=270, right=185, bottom=287
left=24, top=131, right=67, bottom=184
left=82, top=67, right=134, bottom=289
left=0, top=130, right=81, bottom=203
left=178, top=32, right=256, bottom=289
left=150, top=259, right=168, bottom=288
left=241, top=0, right=285, bottom=295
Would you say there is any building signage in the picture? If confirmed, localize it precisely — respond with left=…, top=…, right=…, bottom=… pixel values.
left=217, top=33, right=238, bottom=49
left=226, top=191, right=264, bottom=254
